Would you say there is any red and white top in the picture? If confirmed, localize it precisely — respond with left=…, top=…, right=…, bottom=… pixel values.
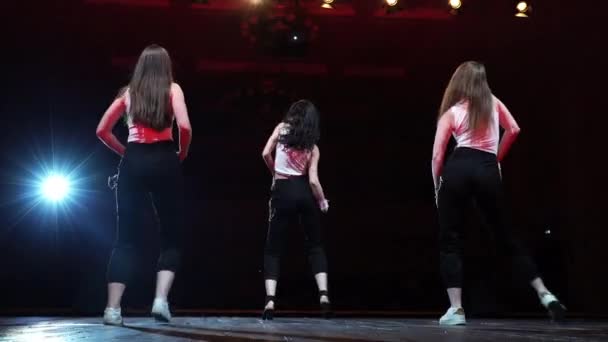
left=125, top=90, right=173, bottom=143
left=275, top=143, right=312, bottom=176
left=450, top=100, right=500, bottom=155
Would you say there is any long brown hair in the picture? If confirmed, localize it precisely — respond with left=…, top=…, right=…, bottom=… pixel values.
left=439, top=61, right=493, bottom=130
left=128, top=44, right=174, bottom=130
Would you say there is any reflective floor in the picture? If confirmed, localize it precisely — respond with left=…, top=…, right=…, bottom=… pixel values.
left=1, top=316, right=607, bottom=341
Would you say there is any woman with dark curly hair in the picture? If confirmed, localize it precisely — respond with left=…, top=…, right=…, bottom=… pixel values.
left=260, top=99, right=331, bottom=320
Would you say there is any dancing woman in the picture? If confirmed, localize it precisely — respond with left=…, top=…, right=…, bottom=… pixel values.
left=261, top=99, right=331, bottom=320
left=96, top=44, right=192, bottom=325
left=432, top=61, right=565, bottom=325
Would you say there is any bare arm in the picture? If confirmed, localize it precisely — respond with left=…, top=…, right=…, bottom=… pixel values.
left=495, top=96, right=521, bottom=162
left=172, top=83, right=192, bottom=161
left=261, top=123, right=284, bottom=176
left=308, top=145, right=328, bottom=212
left=431, top=111, right=454, bottom=190
left=96, top=94, right=127, bottom=156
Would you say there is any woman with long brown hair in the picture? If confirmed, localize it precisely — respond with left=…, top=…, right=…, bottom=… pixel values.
left=432, top=61, right=565, bottom=325
left=96, top=44, right=192, bottom=325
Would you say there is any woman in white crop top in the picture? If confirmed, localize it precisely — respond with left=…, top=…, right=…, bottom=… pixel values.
left=432, top=61, right=565, bottom=325
left=260, top=99, right=332, bottom=320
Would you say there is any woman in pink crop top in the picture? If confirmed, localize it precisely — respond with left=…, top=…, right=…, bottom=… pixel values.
left=260, top=99, right=332, bottom=320
left=431, top=61, right=565, bottom=325
left=96, top=44, right=192, bottom=325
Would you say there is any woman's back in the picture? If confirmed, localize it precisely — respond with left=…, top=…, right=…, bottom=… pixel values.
left=450, top=100, right=500, bottom=155
left=274, top=125, right=312, bottom=176
left=125, top=88, right=173, bottom=143
left=274, top=144, right=311, bottom=176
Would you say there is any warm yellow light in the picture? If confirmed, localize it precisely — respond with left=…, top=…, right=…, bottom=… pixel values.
left=449, top=0, right=462, bottom=9
left=250, top=0, right=262, bottom=5
left=516, top=1, right=528, bottom=12
left=321, top=0, right=334, bottom=9
left=386, top=0, right=398, bottom=7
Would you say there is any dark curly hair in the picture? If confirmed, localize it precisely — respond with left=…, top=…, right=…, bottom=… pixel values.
left=279, top=99, right=320, bottom=150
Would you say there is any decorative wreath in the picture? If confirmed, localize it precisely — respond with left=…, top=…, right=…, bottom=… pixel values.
left=240, top=2, right=319, bottom=53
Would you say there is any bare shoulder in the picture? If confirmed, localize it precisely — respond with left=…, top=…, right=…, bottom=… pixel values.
left=276, top=122, right=289, bottom=134
left=171, top=82, right=184, bottom=95
left=440, top=104, right=458, bottom=122
left=117, top=86, right=129, bottom=98
left=312, top=145, right=320, bottom=156
left=114, top=88, right=128, bottom=109
left=438, top=109, right=454, bottom=127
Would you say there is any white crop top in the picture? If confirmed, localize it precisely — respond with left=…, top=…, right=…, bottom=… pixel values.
left=451, top=101, right=500, bottom=154
left=275, top=143, right=311, bottom=176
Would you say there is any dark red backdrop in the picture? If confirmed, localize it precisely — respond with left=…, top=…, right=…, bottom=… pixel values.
left=1, top=0, right=604, bottom=316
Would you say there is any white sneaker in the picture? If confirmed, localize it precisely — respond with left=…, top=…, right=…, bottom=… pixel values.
left=103, top=307, right=123, bottom=326
left=151, top=298, right=172, bottom=322
left=539, top=292, right=566, bottom=322
left=439, top=307, right=466, bottom=326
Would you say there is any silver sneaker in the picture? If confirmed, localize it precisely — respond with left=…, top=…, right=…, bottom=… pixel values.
left=103, top=307, right=123, bottom=326
left=151, top=298, right=172, bottom=322
left=439, top=307, right=466, bottom=326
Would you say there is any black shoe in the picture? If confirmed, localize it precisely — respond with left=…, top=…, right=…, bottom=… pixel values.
left=539, top=292, right=567, bottom=323
left=262, top=295, right=275, bottom=320
left=548, top=301, right=567, bottom=322
left=319, top=290, right=333, bottom=319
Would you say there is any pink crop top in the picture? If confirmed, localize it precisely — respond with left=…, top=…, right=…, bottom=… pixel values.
left=450, top=100, right=500, bottom=154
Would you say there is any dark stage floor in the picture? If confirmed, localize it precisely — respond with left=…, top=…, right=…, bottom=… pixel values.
left=1, top=316, right=607, bottom=341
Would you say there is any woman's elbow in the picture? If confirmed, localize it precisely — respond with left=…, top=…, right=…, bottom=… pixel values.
left=96, top=127, right=108, bottom=140
left=508, top=126, right=521, bottom=136
left=179, top=124, right=192, bottom=135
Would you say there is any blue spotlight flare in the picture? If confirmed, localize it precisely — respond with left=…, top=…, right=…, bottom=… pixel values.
left=41, top=174, right=71, bottom=202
